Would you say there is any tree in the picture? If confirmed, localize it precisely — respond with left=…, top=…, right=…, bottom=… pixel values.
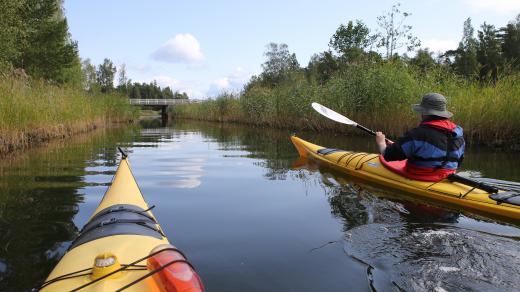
left=0, top=1, right=25, bottom=71
left=460, top=18, right=479, bottom=76
left=376, top=3, right=420, bottom=59
left=499, top=14, right=520, bottom=69
left=62, top=56, right=84, bottom=89
left=81, top=58, right=98, bottom=91
left=129, top=84, right=141, bottom=99
left=96, top=58, right=116, bottom=93
left=260, top=43, right=300, bottom=86
left=477, top=23, right=503, bottom=82
left=410, top=49, right=436, bottom=73
left=0, top=0, right=81, bottom=83
left=162, top=87, right=174, bottom=99
left=117, top=63, right=128, bottom=93
left=448, top=18, right=479, bottom=78
left=329, top=20, right=376, bottom=61
left=173, top=91, right=189, bottom=99
left=18, top=0, right=80, bottom=82
left=306, top=51, right=339, bottom=84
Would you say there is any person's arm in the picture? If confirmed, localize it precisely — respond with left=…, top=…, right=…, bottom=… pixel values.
left=375, top=132, right=407, bottom=161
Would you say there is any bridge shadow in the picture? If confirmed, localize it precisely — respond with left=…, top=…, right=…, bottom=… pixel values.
left=129, top=98, right=200, bottom=126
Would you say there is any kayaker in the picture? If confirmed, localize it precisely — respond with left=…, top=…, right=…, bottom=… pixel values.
left=375, top=93, right=465, bottom=181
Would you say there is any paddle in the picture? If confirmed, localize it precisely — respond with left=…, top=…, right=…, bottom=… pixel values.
left=471, top=177, right=520, bottom=193
left=311, top=102, right=394, bottom=144
left=310, top=102, right=504, bottom=194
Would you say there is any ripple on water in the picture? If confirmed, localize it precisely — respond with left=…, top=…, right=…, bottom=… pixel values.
left=342, top=222, right=520, bottom=291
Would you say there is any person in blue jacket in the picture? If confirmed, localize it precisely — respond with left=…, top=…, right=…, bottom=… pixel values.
left=375, top=93, right=465, bottom=181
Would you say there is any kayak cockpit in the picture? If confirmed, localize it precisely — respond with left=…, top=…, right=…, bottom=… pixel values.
left=69, top=204, right=164, bottom=250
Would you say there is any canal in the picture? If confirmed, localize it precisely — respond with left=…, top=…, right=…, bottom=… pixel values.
left=1, top=120, right=519, bottom=291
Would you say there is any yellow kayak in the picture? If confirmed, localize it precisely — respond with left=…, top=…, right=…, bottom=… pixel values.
left=291, top=136, right=520, bottom=223
left=38, top=151, right=204, bottom=291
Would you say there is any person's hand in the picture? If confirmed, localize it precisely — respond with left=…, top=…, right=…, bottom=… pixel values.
left=375, top=132, right=387, bottom=154
left=375, top=132, right=386, bottom=144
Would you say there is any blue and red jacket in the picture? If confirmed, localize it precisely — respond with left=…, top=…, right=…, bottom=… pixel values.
left=383, top=118, right=465, bottom=181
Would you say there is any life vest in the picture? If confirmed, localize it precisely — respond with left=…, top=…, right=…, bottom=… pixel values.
left=384, top=119, right=465, bottom=181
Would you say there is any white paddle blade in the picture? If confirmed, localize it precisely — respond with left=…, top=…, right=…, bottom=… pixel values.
left=311, top=102, right=357, bottom=126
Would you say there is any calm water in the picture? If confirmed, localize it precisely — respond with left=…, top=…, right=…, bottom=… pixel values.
left=1, top=120, right=520, bottom=291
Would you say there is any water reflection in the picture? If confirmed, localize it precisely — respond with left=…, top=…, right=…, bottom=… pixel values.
left=0, top=119, right=519, bottom=291
left=170, top=120, right=520, bottom=290
left=0, top=127, right=140, bottom=291
left=169, top=120, right=520, bottom=290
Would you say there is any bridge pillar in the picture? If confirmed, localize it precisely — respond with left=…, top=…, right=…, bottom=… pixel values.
left=161, top=106, right=168, bottom=126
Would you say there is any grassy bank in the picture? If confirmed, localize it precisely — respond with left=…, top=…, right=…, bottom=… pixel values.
left=0, top=75, right=138, bottom=155
left=171, top=63, right=520, bottom=148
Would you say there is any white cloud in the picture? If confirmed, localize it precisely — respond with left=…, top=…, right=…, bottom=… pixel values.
left=463, top=0, right=520, bottom=14
left=213, top=77, right=230, bottom=89
left=422, top=39, right=458, bottom=53
left=152, top=75, right=180, bottom=88
left=128, top=63, right=152, bottom=73
left=208, top=67, right=252, bottom=96
left=138, top=67, right=253, bottom=100
left=146, top=75, right=205, bottom=99
left=152, top=34, right=204, bottom=63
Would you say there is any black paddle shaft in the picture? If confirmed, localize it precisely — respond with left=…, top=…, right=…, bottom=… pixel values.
left=448, top=174, right=499, bottom=194
left=356, top=124, right=394, bottom=144
left=317, top=104, right=498, bottom=193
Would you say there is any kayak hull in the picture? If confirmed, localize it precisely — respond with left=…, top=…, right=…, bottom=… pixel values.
left=291, top=135, right=520, bottom=222
left=40, top=158, right=190, bottom=291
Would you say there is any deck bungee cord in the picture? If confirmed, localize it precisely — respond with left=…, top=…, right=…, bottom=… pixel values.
left=37, top=247, right=195, bottom=291
left=38, top=149, right=204, bottom=291
left=289, top=103, right=520, bottom=223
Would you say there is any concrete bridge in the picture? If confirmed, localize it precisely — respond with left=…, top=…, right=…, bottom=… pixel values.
left=129, top=99, right=199, bottom=106
left=129, top=98, right=200, bottom=123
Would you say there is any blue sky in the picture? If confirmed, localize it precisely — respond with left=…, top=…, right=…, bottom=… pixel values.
left=64, top=0, right=520, bottom=98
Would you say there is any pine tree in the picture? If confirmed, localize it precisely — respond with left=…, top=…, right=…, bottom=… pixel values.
left=18, top=0, right=79, bottom=82
left=477, top=23, right=503, bottom=82
left=499, top=14, right=520, bottom=70
left=452, top=18, right=478, bottom=78
left=0, top=1, right=25, bottom=70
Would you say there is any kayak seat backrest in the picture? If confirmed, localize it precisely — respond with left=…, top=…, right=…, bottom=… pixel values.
left=317, top=148, right=343, bottom=155
left=68, top=204, right=163, bottom=250
left=379, top=155, right=442, bottom=182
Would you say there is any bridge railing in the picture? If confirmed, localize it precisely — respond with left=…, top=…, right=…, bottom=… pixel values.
left=129, top=99, right=200, bottom=106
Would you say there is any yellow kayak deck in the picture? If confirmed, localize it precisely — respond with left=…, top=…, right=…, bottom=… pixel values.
left=291, top=135, right=520, bottom=222
left=41, top=158, right=169, bottom=291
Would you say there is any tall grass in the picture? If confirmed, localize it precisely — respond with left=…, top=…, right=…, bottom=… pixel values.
left=171, top=93, right=243, bottom=122
left=172, top=62, right=520, bottom=147
left=0, top=75, right=138, bottom=154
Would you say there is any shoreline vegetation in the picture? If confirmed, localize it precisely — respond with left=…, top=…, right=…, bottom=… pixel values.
left=171, top=66, right=520, bottom=149
left=171, top=7, right=520, bottom=149
left=0, top=1, right=143, bottom=156
left=0, top=75, right=137, bottom=156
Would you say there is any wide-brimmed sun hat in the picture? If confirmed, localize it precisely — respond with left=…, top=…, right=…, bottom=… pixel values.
left=412, top=92, right=453, bottom=118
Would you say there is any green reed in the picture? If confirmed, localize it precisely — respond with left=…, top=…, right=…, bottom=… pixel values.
left=0, top=75, right=138, bottom=154
left=172, top=63, right=520, bottom=148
